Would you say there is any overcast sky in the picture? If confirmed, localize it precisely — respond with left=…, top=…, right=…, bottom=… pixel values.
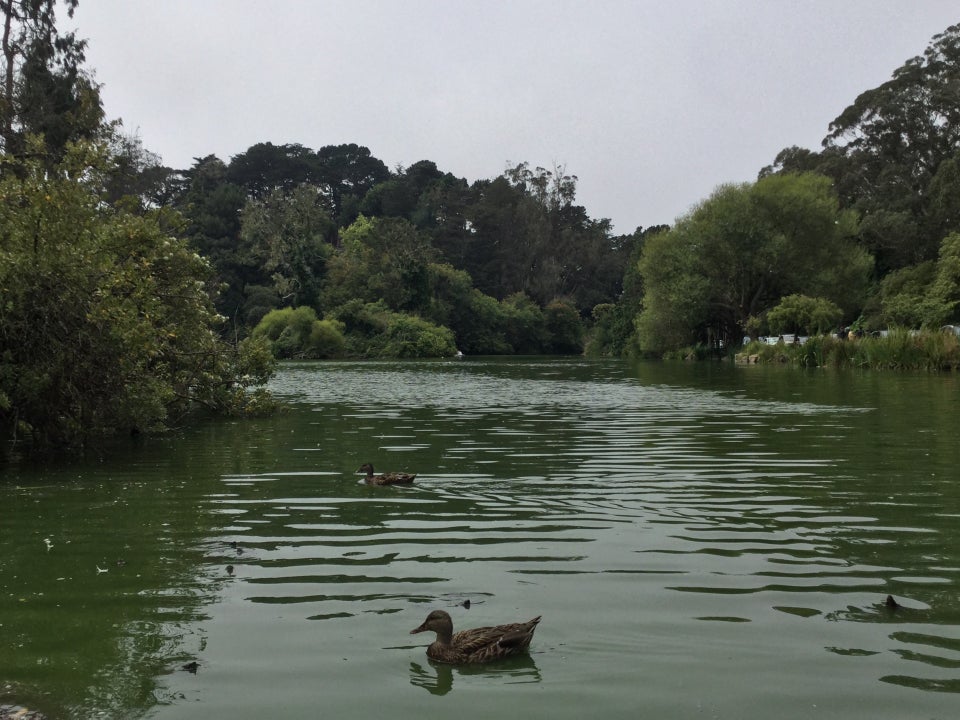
left=70, top=1, right=957, bottom=234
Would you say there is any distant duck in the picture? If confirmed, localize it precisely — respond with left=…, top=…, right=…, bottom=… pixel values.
left=410, top=609, right=541, bottom=664
left=358, top=463, right=416, bottom=486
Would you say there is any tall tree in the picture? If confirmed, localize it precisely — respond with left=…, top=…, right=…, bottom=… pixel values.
left=315, top=143, right=389, bottom=223
left=1, top=0, right=103, bottom=165
left=762, top=25, right=960, bottom=276
left=239, top=183, right=335, bottom=308
left=227, top=142, right=321, bottom=199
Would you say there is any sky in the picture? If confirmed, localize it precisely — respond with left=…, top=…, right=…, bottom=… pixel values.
left=69, top=1, right=958, bottom=235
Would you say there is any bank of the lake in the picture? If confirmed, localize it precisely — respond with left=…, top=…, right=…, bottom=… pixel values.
left=1, top=358, right=959, bottom=719
left=735, top=328, right=960, bottom=370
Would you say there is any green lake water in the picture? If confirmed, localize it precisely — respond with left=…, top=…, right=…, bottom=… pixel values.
left=2, top=358, right=959, bottom=719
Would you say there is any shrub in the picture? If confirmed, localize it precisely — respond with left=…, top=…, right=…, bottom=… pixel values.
left=545, top=300, right=584, bottom=354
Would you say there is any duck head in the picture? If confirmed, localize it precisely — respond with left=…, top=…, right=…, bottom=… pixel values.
left=358, top=463, right=375, bottom=476
left=411, top=609, right=454, bottom=638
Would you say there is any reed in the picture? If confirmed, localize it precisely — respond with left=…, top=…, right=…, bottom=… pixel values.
left=739, top=329, right=960, bottom=371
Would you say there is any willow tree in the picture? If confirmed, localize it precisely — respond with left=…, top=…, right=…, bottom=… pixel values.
left=636, top=173, right=872, bottom=353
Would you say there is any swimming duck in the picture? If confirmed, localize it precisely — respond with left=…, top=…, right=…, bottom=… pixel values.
left=410, top=609, right=541, bottom=664
left=358, top=463, right=416, bottom=486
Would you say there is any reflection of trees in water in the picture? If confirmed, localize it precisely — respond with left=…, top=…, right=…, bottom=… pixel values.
left=1, top=435, right=232, bottom=718
left=408, top=654, right=542, bottom=696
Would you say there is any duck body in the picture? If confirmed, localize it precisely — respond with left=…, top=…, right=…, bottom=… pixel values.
left=410, top=609, right=541, bottom=664
left=358, top=463, right=415, bottom=486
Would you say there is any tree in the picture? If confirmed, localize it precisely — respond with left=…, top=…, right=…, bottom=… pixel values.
left=239, top=183, right=335, bottom=308
left=766, top=294, right=843, bottom=335
left=464, top=163, right=625, bottom=312
left=227, top=142, right=321, bottom=199
left=585, top=225, right=667, bottom=357
left=544, top=299, right=584, bottom=354
left=636, top=173, right=872, bottom=353
left=323, top=215, right=436, bottom=314
left=0, top=141, right=274, bottom=456
left=500, top=292, right=548, bottom=354
left=1, top=0, right=103, bottom=165
left=821, top=23, right=960, bottom=271
left=175, top=154, right=249, bottom=321
left=880, top=232, right=960, bottom=327
left=251, top=306, right=346, bottom=359
left=315, top=143, right=389, bottom=223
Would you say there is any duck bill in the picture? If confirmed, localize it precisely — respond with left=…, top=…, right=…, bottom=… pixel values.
left=410, top=622, right=427, bottom=635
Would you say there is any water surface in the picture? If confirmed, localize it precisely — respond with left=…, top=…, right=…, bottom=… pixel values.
left=2, top=358, right=959, bottom=719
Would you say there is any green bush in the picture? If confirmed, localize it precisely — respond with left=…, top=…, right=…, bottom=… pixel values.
left=307, top=319, right=347, bottom=359
left=381, top=315, right=457, bottom=358
left=251, top=306, right=347, bottom=359
left=545, top=300, right=584, bottom=354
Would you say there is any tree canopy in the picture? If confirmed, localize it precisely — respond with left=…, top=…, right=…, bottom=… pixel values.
left=636, top=173, right=872, bottom=353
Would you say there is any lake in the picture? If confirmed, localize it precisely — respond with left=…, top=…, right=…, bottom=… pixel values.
left=1, top=358, right=959, bottom=719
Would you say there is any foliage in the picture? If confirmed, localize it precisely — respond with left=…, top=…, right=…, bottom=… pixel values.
left=635, top=224, right=709, bottom=354
left=381, top=314, right=457, bottom=358
left=326, top=300, right=455, bottom=358
left=322, top=214, right=435, bottom=313
left=1, top=0, right=104, bottom=166
left=500, top=292, right=548, bottom=354
left=239, top=183, right=335, bottom=308
left=584, top=226, right=666, bottom=357
left=741, top=328, right=960, bottom=370
left=765, top=25, right=960, bottom=275
left=766, top=294, right=843, bottom=335
left=251, top=306, right=346, bottom=359
left=0, top=140, right=275, bottom=456
left=878, top=232, right=960, bottom=328
left=544, top=300, right=584, bottom=354
left=636, top=174, right=872, bottom=354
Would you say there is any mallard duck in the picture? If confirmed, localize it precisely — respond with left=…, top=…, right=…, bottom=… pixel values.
left=410, top=609, right=541, bottom=664
left=358, top=463, right=416, bottom=485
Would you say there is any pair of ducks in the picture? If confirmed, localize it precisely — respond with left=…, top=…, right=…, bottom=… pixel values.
left=360, top=462, right=541, bottom=663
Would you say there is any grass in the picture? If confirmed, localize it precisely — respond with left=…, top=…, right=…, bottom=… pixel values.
left=737, top=329, right=960, bottom=371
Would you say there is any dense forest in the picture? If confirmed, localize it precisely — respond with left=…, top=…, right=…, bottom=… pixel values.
left=2, top=2, right=959, bottom=456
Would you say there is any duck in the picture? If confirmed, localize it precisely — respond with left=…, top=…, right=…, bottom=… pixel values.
left=358, top=463, right=416, bottom=486
left=410, top=609, right=541, bottom=664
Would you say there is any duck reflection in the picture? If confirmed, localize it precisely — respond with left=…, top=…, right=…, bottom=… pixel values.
left=409, top=655, right=541, bottom=695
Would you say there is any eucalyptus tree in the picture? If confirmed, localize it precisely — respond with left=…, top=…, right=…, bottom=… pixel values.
left=764, top=24, right=960, bottom=275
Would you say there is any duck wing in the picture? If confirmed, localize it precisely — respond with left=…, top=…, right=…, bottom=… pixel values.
left=452, top=616, right=541, bottom=656
left=381, top=473, right=416, bottom=485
